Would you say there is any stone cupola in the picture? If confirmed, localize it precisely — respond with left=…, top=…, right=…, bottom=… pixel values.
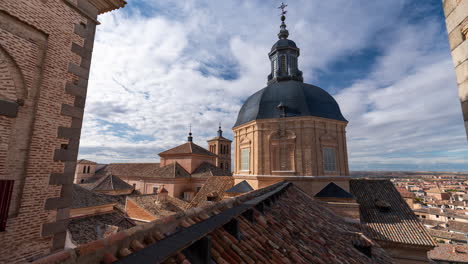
left=267, top=3, right=303, bottom=85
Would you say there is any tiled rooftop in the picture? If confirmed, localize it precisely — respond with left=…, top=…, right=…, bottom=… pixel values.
left=428, top=244, right=468, bottom=263
left=82, top=174, right=133, bottom=192
left=35, top=182, right=395, bottom=264
left=68, top=212, right=135, bottom=245
left=350, top=179, right=436, bottom=247
left=71, top=185, right=116, bottom=209
left=159, top=142, right=216, bottom=157
left=186, top=176, right=234, bottom=209
left=126, top=194, right=187, bottom=219
left=191, top=162, right=231, bottom=177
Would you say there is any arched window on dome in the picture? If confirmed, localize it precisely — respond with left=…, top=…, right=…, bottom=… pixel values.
left=270, top=130, right=296, bottom=172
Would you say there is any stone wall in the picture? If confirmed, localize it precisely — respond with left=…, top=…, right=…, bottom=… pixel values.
left=0, top=0, right=124, bottom=262
left=443, top=0, right=468, bottom=139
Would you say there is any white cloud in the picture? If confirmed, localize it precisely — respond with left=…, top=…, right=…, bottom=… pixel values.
left=78, top=1, right=466, bottom=171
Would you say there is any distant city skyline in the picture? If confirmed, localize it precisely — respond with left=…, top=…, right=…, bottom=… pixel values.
left=79, top=1, right=467, bottom=172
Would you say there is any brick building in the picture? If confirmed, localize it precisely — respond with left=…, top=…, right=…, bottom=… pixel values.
left=232, top=10, right=350, bottom=196
left=0, top=0, right=125, bottom=262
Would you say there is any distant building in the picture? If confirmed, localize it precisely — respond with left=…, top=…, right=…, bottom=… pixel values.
left=442, top=0, right=468, bottom=139
left=75, top=130, right=232, bottom=200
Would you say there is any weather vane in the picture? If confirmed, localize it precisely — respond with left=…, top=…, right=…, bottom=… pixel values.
left=278, top=2, right=287, bottom=16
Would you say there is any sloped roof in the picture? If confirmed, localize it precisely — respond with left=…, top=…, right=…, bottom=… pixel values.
left=314, top=182, right=354, bottom=198
left=428, top=229, right=467, bottom=242
left=448, top=220, right=468, bottom=233
left=207, top=135, right=232, bottom=142
left=84, top=174, right=133, bottom=192
left=350, top=179, right=436, bottom=247
left=77, top=159, right=97, bottom=164
left=68, top=211, right=135, bottom=245
left=225, top=180, right=253, bottom=194
left=126, top=195, right=187, bottom=218
left=71, top=185, right=115, bottom=209
left=101, top=163, right=160, bottom=177
left=151, top=162, right=191, bottom=178
left=48, top=182, right=394, bottom=263
left=159, top=142, right=216, bottom=157
left=191, top=162, right=231, bottom=177
left=428, top=244, right=468, bottom=263
left=186, top=176, right=234, bottom=209
left=396, top=187, right=415, bottom=198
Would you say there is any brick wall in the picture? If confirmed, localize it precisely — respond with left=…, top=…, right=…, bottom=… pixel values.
left=0, top=0, right=124, bottom=262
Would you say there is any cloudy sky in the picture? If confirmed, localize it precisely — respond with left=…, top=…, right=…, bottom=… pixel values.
left=78, top=0, right=467, bottom=172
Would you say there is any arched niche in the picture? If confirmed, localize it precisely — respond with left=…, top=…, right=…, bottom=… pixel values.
left=0, top=45, right=34, bottom=217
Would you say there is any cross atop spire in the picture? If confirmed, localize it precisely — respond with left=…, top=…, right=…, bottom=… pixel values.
left=278, top=2, right=287, bottom=16
left=217, top=122, right=223, bottom=137
left=188, top=124, right=193, bottom=142
left=277, top=2, right=289, bottom=39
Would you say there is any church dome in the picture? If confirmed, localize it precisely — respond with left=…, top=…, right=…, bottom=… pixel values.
left=271, top=39, right=297, bottom=51
left=234, top=7, right=347, bottom=128
left=234, top=80, right=347, bottom=127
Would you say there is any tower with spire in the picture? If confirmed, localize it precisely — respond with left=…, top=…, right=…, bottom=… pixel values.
left=207, top=123, right=232, bottom=172
left=268, top=2, right=303, bottom=85
left=232, top=3, right=349, bottom=191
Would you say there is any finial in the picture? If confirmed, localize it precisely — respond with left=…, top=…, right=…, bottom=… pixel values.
left=217, top=122, right=223, bottom=137
left=188, top=124, right=193, bottom=142
left=277, top=2, right=289, bottom=39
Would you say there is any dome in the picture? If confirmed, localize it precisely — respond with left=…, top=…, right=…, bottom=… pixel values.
left=234, top=80, right=347, bottom=127
left=271, top=39, right=297, bottom=51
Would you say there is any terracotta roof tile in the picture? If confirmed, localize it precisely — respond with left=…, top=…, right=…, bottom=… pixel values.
left=186, top=176, right=234, bottom=209
left=350, top=179, right=436, bottom=247
left=83, top=174, right=133, bottom=192
left=159, top=142, right=216, bottom=157
left=428, top=244, right=468, bottom=262
left=71, top=184, right=115, bottom=209
left=126, top=194, right=187, bottom=218
left=36, top=182, right=395, bottom=264
left=68, top=211, right=135, bottom=245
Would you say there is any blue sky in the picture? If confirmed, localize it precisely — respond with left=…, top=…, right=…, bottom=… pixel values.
left=78, top=0, right=468, bottom=172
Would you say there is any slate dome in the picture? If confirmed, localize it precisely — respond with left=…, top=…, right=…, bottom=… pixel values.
left=234, top=80, right=347, bottom=127
left=271, top=39, right=297, bottom=51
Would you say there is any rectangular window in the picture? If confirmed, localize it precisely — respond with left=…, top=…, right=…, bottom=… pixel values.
left=0, top=180, right=14, bottom=231
left=241, top=148, right=250, bottom=171
left=153, top=187, right=158, bottom=194
left=323, top=147, right=337, bottom=172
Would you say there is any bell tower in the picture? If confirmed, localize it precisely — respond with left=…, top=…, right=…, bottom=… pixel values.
left=207, top=124, right=232, bottom=173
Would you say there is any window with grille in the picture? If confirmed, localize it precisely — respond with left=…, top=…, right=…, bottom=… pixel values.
left=240, top=148, right=250, bottom=171
left=0, top=180, right=14, bottom=231
left=323, top=147, right=337, bottom=172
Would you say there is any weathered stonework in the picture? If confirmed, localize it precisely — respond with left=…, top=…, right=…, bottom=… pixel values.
left=443, top=0, right=468, bottom=139
left=0, top=0, right=125, bottom=262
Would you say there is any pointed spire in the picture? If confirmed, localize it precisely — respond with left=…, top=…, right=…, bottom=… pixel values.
left=277, top=2, right=289, bottom=39
left=217, top=122, right=223, bottom=137
left=188, top=124, right=193, bottom=142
